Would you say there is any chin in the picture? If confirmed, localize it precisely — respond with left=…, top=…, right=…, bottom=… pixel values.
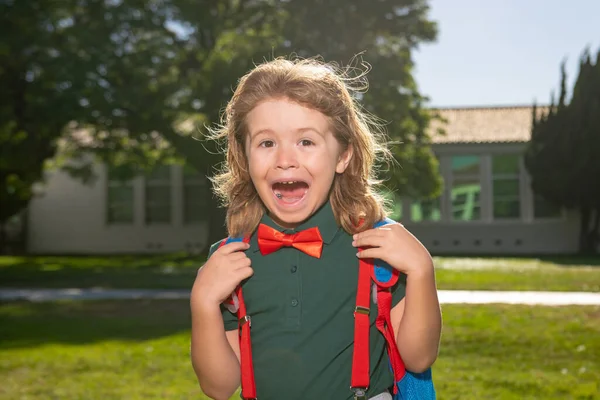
left=266, top=205, right=313, bottom=229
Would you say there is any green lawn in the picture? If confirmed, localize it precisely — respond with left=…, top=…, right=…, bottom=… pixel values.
left=0, top=253, right=201, bottom=289
left=434, top=256, right=600, bottom=292
left=0, top=299, right=598, bottom=399
left=1, top=254, right=599, bottom=292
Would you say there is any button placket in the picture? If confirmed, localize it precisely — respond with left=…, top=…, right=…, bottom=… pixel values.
left=284, top=250, right=302, bottom=329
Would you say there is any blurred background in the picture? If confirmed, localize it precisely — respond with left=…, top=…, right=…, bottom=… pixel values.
left=1, top=1, right=599, bottom=399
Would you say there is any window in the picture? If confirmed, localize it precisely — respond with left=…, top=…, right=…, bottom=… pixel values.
left=534, top=194, right=562, bottom=218
left=106, top=168, right=134, bottom=224
left=145, top=165, right=172, bottom=224
left=451, top=155, right=481, bottom=221
left=411, top=198, right=441, bottom=222
left=492, top=154, right=521, bottom=219
left=183, top=165, right=209, bottom=224
left=411, top=154, right=442, bottom=223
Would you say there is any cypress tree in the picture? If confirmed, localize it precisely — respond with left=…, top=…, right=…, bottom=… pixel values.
left=525, top=48, right=600, bottom=254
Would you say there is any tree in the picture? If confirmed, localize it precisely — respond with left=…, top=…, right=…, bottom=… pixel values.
left=524, top=48, right=600, bottom=254
left=0, top=1, right=82, bottom=251
left=0, top=0, right=284, bottom=251
left=1, top=0, right=441, bottom=252
left=276, top=0, right=442, bottom=199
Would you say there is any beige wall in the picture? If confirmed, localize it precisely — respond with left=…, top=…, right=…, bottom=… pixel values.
left=27, top=163, right=209, bottom=254
left=404, top=216, right=580, bottom=255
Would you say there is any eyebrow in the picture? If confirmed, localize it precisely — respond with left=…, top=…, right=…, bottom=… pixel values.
left=250, top=128, right=273, bottom=139
left=250, top=127, right=324, bottom=139
left=297, top=127, right=325, bottom=137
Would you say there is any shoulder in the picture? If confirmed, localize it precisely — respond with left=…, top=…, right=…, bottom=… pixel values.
left=208, top=235, right=250, bottom=258
left=374, top=216, right=398, bottom=228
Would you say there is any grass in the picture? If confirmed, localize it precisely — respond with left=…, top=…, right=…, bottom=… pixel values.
left=0, top=299, right=209, bottom=400
left=0, top=299, right=598, bottom=399
left=1, top=254, right=599, bottom=292
left=434, top=256, right=600, bottom=292
left=435, top=303, right=600, bottom=399
left=0, top=253, right=201, bottom=289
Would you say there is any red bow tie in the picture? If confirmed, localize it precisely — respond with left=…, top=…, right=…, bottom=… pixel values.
left=257, top=223, right=323, bottom=258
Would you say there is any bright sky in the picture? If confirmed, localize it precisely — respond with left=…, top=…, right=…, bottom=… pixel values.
left=412, top=0, right=600, bottom=108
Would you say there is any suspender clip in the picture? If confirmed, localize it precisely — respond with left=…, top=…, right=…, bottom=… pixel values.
left=239, top=315, right=251, bottom=328
left=352, top=387, right=368, bottom=400
left=354, top=306, right=370, bottom=316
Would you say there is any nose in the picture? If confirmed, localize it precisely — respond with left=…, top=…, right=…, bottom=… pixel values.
left=275, top=143, right=298, bottom=170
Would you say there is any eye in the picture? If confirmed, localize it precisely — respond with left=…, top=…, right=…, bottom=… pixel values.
left=299, top=139, right=314, bottom=146
left=259, top=140, right=274, bottom=148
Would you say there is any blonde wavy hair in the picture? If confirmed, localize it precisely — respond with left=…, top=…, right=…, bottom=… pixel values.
left=209, top=57, right=393, bottom=237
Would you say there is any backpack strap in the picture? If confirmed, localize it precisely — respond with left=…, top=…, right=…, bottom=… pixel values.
left=218, top=236, right=257, bottom=400
left=350, top=218, right=406, bottom=399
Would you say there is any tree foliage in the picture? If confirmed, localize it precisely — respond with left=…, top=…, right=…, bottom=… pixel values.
left=524, top=48, right=600, bottom=254
left=0, top=0, right=441, bottom=250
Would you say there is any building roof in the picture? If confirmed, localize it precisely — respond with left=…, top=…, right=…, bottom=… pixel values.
left=427, top=105, right=549, bottom=144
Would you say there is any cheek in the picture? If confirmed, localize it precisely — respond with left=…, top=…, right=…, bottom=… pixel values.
left=246, top=150, right=268, bottom=181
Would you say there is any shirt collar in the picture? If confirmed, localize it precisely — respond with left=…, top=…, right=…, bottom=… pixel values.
left=249, top=200, right=341, bottom=253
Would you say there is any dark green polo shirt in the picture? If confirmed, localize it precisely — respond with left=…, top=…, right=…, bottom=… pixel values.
left=210, top=201, right=406, bottom=400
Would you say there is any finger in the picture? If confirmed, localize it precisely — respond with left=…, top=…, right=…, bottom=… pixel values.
left=235, top=266, right=254, bottom=280
left=352, top=234, right=390, bottom=248
left=356, top=247, right=384, bottom=260
left=217, top=241, right=250, bottom=254
left=227, top=252, right=248, bottom=262
left=352, top=229, right=384, bottom=242
left=352, top=230, right=392, bottom=248
left=233, top=256, right=252, bottom=269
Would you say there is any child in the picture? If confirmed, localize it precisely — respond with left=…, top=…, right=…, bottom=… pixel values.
left=190, top=58, right=442, bottom=400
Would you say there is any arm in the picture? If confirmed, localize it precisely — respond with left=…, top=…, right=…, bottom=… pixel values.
left=190, top=296, right=241, bottom=400
left=189, top=240, right=253, bottom=400
left=391, top=265, right=441, bottom=373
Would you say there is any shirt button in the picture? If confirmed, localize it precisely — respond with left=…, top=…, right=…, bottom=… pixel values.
left=291, top=265, right=297, bottom=273
left=291, top=299, right=299, bottom=307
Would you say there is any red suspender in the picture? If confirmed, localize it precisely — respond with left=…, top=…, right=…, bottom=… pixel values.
left=350, top=256, right=373, bottom=397
left=375, top=286, right=406, bottom=395
left=218, top=238, right=257, bottom=400
left=235, top=285, right=257, bottom=400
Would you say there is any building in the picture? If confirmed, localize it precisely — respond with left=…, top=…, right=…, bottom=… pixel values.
left=398, top=105, right=579, bottom=255
left=25, top=105, right=581, bottom=255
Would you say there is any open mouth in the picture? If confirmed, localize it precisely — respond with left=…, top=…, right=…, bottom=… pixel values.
left=272, top=180, right=309, bottom=205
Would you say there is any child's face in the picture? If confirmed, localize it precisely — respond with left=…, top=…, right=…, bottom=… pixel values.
left=245, top=98, right=352, bottom=229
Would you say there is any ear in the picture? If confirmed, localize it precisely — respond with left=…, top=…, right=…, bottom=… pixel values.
left=336, top=144, right=353, bottom=174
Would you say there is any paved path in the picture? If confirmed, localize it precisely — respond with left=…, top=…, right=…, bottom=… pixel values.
left=1, top=288, right=600, bottom=305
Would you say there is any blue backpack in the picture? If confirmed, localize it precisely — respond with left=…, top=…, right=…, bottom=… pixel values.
left=220, top=218, right=436, bottom=400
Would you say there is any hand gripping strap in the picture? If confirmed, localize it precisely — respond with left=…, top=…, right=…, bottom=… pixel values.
left=370, top=219, right=399, bottom=289
left=218, top=236, right=257, bottom=400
